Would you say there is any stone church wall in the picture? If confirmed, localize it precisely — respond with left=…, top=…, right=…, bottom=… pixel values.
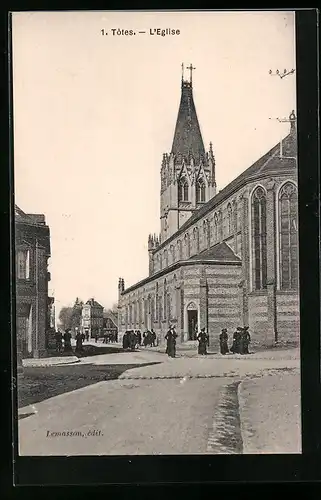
left=276, top=292, right=300, bottom=344
left=206, top=264, right=242, bottom=350
left=248, top=293, right=270, bottom=346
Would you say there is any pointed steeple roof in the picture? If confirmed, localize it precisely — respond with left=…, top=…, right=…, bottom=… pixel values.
left=171, top=69, right=205, bottom=163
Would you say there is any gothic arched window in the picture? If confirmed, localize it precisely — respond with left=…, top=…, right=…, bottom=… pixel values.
left=227, top=203, right=233, bottom=235
left=155, top=284, right=159, bottom=321
left=177, top=240, right=182, bottom=260
left=163, top=280, right=167, bottom=320
left=193, top=227, right=199, bottom=253
left=164, top=249, right=168, bottom=268
left=184, top=233, right=190, bottom=258
left=159, top=295, right=163, bottom=321
left=205, top=219, right=210, bottom=247
left=170, top=244, right=175, bottom=263
left=203, top=220, right=207, bottom=235
left=196, top=177, right=206, bottom=203
left=178, top=177, right=189, bottom=202
left=279, top=182, right=298, bottom=289
left=252, top=186, right=267, bottom=290
left=213, top=213, right=219, bottom=242
left=133, top=301, right=137, bottom=325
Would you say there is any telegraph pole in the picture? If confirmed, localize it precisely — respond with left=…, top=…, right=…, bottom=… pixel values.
left=268, top=67, right=296, bottom=158
left=268, top=111, right=296, bottom=158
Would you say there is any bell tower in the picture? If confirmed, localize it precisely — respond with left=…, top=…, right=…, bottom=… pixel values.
left=159, top=64, right=217, bottom=244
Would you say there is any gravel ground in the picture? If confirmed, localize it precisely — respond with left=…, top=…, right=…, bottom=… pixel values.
left=18, top=377, right=232, bottom=456
left=238, top=372, right=301, bottom=454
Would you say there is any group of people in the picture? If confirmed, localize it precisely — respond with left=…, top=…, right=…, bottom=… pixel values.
left=54, top=328, right=75, bottom=354
left=122, top=329, right=158, bottom=351
left=119, top=325, right=251, bottom=357
left=164, top=325, right=251, bottom=358
left=54, top=328, right=88, bottom=354
left=101, top=331, right=118, bottom=344
left=219, top=326, right=251, bottom=355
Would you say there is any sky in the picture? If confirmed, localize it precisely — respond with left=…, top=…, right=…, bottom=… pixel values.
left=12, top=10, right=296, bottom=319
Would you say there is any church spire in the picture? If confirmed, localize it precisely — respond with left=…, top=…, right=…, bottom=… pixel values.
left=171, top=63, right=205, bottom=163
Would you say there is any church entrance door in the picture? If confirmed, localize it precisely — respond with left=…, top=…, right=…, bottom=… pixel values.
left=187, top=310, right=198, bottom=340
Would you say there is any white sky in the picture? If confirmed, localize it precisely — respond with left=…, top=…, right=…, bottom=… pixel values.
left=12, top=10, right=296, bottom=317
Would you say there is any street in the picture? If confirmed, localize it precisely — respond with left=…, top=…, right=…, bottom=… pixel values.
left=18, top=347, right=301, bottom=456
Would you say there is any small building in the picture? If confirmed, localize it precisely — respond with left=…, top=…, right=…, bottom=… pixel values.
left=15, top=205, right=51, bottom=359
left=81, top=298, right=104, bottom=338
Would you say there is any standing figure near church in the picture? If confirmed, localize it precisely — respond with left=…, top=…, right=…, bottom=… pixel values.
left=151, top=329, right=156, bottom=347
left=136, top=330, right=142, bottom=346
left=128, top=330, right=136, bottom=351
left=165, top=326, right=177, bottom=358
left=242, top=326, right=251, bottom=354
left=219, top=328, right=229, bottom=355
left=63, top=329, right=72, bottom=353
left=75, top=331, right=83, bottom=353
left=230, top=327, right=242, bottom=354
left=143, top=331, right=147, bottom=347
left=197, top=328, right=208, bottom=355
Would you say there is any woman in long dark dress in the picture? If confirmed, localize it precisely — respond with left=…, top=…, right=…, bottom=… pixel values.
left=165, top=326, right=177, bottom=358
left=219, top=328, right=229, bottom=355
left=230, top=327, right=242, bottom=354
left=197, top=328, right=208, bottom=355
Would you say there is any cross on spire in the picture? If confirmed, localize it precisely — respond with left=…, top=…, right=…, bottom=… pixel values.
left=181, top=62, right=184, bottom=82
left=186, top=63, right=196, bottom=85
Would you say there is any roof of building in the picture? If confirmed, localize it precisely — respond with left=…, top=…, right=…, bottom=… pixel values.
left=188, top=241, right=241, bottom=262
left=15, top=206, right=33, bottom=222
left=15, top=205, right=51, bottom=254
left=171, top=80, right=205, bottom=163
left=156, top=121, right=297, bottom=252
left=85, top=298, right=103, bottom=308
left=103, top=310, right=118, bottom=327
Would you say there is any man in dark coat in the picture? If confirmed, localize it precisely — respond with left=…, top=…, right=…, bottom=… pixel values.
left=136, top=330, right=142, bottom=346
left=242, top=326, right=251, bottom=354
left=63, top=329, right=72, bottom=353
left=197, top=328, right=208, bottom=355
left=129, top=330, right=136, bottom=351
left=165, top=326, right=177, bottom=358
left=151, top=329, right=156, bottom=347
left=75, top=331, right=83, bottom=353
left=219, top=328, right=229, bottom=355
left=122, top=331, right=129, bottom=349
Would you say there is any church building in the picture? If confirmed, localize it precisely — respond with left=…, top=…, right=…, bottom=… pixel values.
left=117, top=68, right=299, bottom=349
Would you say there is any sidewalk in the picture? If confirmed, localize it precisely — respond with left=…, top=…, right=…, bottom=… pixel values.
left=238, top=372, right=301, bottom=454
left=118, top=354, right=299, bottom=380
left=142, top=345, right=300, bottom=361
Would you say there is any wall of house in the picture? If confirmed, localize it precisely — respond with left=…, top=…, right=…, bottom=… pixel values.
left=15, top=223, right=50, bottom=358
